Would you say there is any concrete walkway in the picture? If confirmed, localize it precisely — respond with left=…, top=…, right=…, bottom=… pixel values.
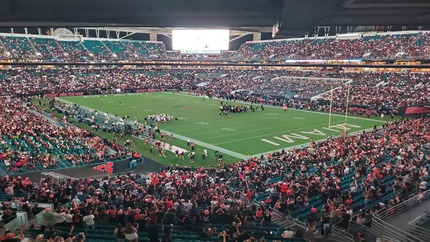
left=385, top=198, right=430, bottom=231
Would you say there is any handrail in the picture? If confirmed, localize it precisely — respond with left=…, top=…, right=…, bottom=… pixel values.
left=409, top=224, right=430, bottom=233
left=286, top=215, right=306, bottom=229
left=371, top=189, right=430, bottom=242
left=408, top=223, right=430, bottom=242
left=330, top=227, right=354, bottom=242
left=378, top=235, right=402, bottom=242
left=250, top=194, right=306, bottom=229
left=408, top=209, right=430, bottom=241
left=375, top=189, right=430, bottom=219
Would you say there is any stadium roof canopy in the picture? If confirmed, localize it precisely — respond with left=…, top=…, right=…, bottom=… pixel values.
left=0, top=0, right=429, bottom=37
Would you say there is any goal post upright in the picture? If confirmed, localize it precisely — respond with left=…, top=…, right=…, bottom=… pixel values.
left=344, top=82, right=351, bottom=126
left=328, top=83, right=334, bottom=128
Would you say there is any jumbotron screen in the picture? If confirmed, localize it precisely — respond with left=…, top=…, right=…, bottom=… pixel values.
left=172, top=29, right=229, bottom=54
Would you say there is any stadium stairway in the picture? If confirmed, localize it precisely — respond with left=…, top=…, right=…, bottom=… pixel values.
left=0, top=37, right=7, bottom=52
left=57, top=40, right=90, bottom=60
left=103, top=41, right=130, bottom=59
left=99, top=40, right=114, bottom=56
left=1, top=36, right=36, bottom=58
left=82, top=40, right=112, bottom=59
left=271, top=212, right=299, bottom=231
left=28, top=37, right=64, bottom=59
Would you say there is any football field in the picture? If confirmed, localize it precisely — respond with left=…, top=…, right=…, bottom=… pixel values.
left=60, top=92, right=385, bottom=158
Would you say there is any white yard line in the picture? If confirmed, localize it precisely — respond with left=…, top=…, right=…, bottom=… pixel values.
left=165, top=132, right=248, bottom=160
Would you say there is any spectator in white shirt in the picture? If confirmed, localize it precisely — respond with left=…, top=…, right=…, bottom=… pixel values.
left=83, top=211, right=95, bottom=230
left=146, top=177, right=152, bottom=186
left=64, top=210, right=73, bottom=225
left=72, top=196, right=81, bottom=204
left=356, top=213, right=367, bottom=225
left=282, top=228, right=295, bottom=238
left=183, top=200, right=192, bottom=212
left=419, top=180, right=428, bottom=191
left=346, top=206, right=354, bottom=222
left=5, top=184, right=14, bottom=197
left=53, top=209, right=66, bottom=225
left=344, top=166, right=350, bottom=175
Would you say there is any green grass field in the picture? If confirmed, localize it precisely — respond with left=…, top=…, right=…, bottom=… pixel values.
left=60, top=92, right=385, bottom=159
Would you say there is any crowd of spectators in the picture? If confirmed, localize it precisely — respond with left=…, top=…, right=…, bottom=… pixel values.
left=102, top=41, right=133, bottom=60
left=0, top=38, right=166, bottom=62
left=99, top=40, right=167, bottom=60
left=0, top=32, right=429, bottom=62
left=0, top=30, right=429, bottom=242
left=248, top=78, right=344, bottom=99
left=0, top=97, right=125, bottom=174
left=0, top=41, right=9, bottom=59
left=0, top=69, right=427, bottom=241
left=405, top=32, right=430, bottom=58
left=117, top=41, right=167, bottom=60
left=197, top=69, right=429, bottom=113
left=265, top=117, right=429, bottom=210
left=0, top=67, right=200, bottom=96
left=317, top=71, right=430, bottom=111
left=57, top=41, right=91, bottom=62
left=0, top=116, right=428, bottom=241
left=0, top=36, right=167, bottom=62
left=30, top=38, right=65, bottom=60
left=0, top=36, right=36, bottom=59
left=232, top=32, right=430, bottom=61
left=82, top=40, right=114, bottom=60
left=0, top=67, right=428, bottom=115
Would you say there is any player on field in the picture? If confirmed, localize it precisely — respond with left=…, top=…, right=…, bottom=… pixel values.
left=201, top=149, right=207, bottom=160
